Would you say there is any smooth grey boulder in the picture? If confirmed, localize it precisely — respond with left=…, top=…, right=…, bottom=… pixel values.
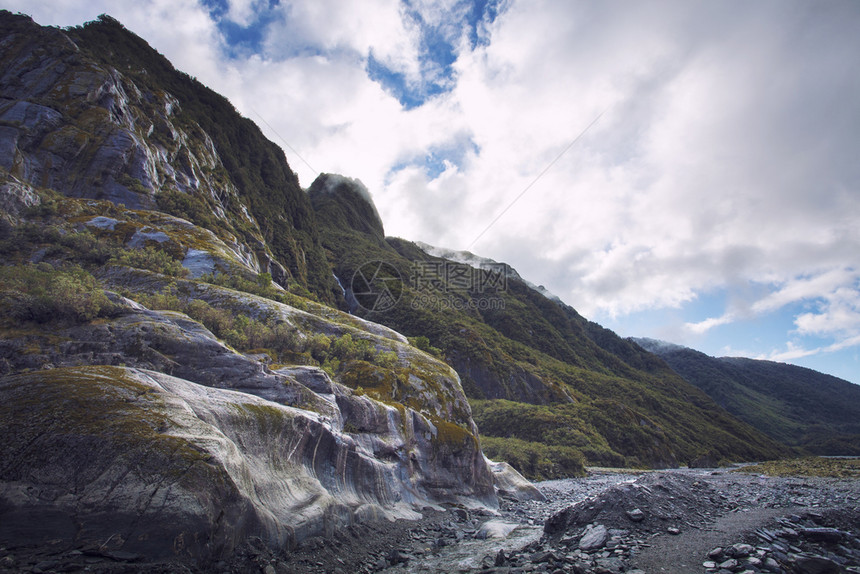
left=486, top=458, right=546, bottom=502
left=579, top=524, right=608, bottom=551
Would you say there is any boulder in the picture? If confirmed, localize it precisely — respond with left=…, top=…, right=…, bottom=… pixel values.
left=579, top=524, right=608, bottom=551
left=0, top=367, right=402, bottom=559
left=475, top=520, right=520, bottom=540
left=626, top=508, right=645, bottom=522
left=486, top=458, right=546, bottom=502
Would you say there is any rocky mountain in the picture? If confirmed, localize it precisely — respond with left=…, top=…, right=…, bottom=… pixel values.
left=307, top=174, right=791, bottom=476
left=0, top=11, right=336, bottom=301
left=634, top=338, right=860, bottom=455
left=0, top=11, right=533, bottom=564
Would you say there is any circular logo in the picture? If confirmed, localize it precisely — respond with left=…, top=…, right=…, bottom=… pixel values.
left=351, top=261, right=403, bottom=312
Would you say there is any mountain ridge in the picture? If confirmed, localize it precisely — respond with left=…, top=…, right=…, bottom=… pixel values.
left=0, top=11, right=508, bottom=562
left=634, top=337, right=860, bottom=455
left=306, top=172, right=792, bottom=474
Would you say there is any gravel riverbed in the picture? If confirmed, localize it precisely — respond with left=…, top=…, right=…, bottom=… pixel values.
left=1, top=468, right=857, bottom=573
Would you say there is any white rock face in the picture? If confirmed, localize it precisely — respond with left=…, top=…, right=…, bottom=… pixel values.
left=0, top=14, right=280, bottom=280
left=0, top=175, right=39, bottom=221
left=0, top=366, right=423, bottom=559
left=0, top=281, right=505, bottom=560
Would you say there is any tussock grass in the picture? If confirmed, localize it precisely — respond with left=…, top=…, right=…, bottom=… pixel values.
left=736, top=456, right=860, bottom=478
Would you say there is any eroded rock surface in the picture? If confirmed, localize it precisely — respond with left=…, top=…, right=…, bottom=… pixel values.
left=0, top=278, right=541, bottom=562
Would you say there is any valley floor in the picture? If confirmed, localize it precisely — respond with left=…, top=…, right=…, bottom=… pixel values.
left=1, top=468, right=858, bottom=574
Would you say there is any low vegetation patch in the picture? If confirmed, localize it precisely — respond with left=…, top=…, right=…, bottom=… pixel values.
left=0, top=263, right=119, bottom=324
left=481, top=435, right=586, bottom=480
left=736, top=456, right=860, bottom=478
left=126, top=288, right=396, bottom=375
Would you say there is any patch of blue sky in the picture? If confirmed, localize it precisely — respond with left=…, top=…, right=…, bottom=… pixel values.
left=200, top=0, right=281, bottom=58
left=600, top=287, right=858, bottom=382
left=366, top=51, right=451, bottom=110
left=369, top=0, right=508, bottom=109
left=387, top=137, right=479, bottom=180
left=463, top=0, right=507, bottom=48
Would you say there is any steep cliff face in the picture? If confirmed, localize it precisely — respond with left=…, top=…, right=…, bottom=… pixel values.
left=0, top=11, right=333, bottom=299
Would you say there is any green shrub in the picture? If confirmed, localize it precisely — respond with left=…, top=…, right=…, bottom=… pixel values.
left=409, top=335, right=443, bottom=357
left=256, top=272, right=272, bottom=288
left=111, top=245, right=187, bottom=277
left=376, top=351, right=398, bottom=369
left=0, top=263, right=117, bottom=324
left=308, top=334, right=331, bottom=362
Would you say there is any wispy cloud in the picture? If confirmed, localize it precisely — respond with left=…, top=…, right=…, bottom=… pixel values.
left=8, top=0, right=860, bottom=381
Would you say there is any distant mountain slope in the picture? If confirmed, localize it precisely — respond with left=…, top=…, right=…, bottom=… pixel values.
left=634, top=338, right=860, bottom=455
left=308, top=174, right=791, bottom=475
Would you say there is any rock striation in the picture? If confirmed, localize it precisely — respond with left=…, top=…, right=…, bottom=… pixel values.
left=0, top=274, right=511, bottom=561
left=0, top=11, right=333, bottom=296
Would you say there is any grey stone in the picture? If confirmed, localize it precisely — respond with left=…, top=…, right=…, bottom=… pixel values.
left=794, top=555, right=843, bottom=574
left=625, top=508, right=645, bottom=522
left=495, top=549, right=507, bottom=566
left=728, top=543, right=754, bottom=557
left=579, top=524, right=608, bottom=551
left=799, top=528, right=845, bottom=543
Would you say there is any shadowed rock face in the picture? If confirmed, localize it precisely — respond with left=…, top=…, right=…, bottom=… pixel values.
left=0, top=286, right=506, bottom=561
left=0, top=366, right=400, bottom=559
left=0, top=11, right=334, bottom=298
left=0, top=16, right=159, bottom=210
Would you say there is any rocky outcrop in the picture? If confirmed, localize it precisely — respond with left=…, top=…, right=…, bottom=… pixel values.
left=0, top=366, right=416, bottom=560
left=0, top=276, right=510, bottom=560
left=487, top=458, right=547, bottom=502
left=0, top=11, right=335, bottom=298
left=0, top=11, right=536, bottom=562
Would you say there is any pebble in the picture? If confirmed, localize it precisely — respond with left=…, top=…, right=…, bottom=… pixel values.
left=703, top=509, right=860, bottom=574
left=5, top=469, right=859, bottom=574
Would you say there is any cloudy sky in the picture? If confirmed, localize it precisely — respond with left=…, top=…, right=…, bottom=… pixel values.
left=7, top=0, right=860, bottom=383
